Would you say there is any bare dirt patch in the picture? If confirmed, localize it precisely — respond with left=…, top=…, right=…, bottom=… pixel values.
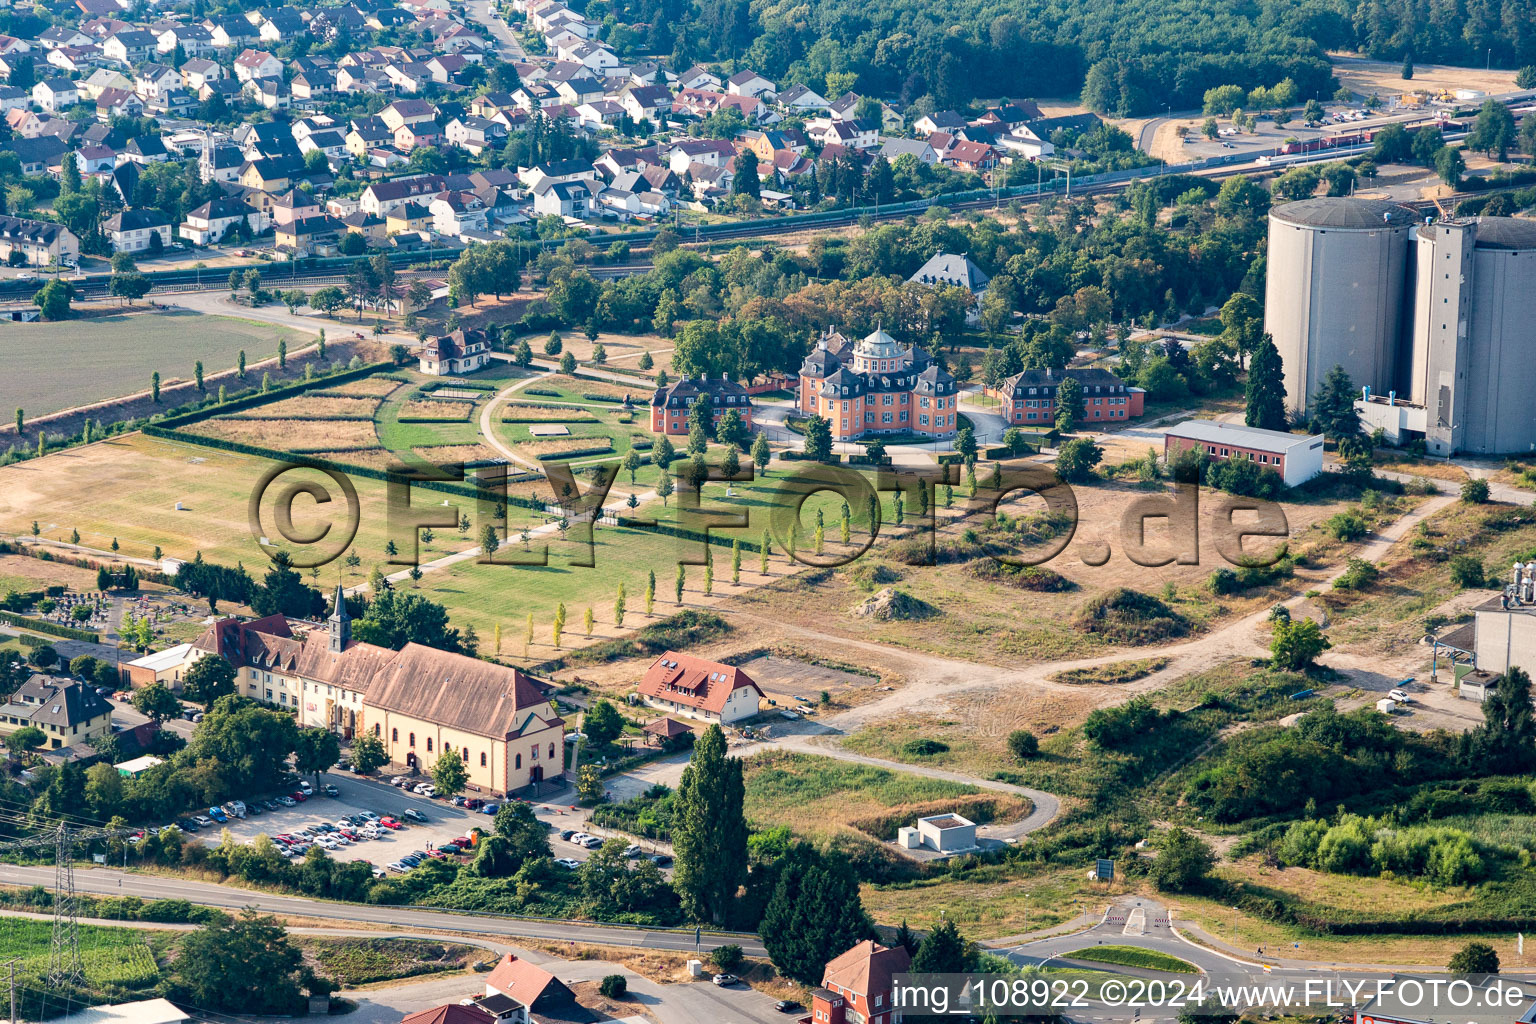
left=1329, top=55, right=1518, bottom=100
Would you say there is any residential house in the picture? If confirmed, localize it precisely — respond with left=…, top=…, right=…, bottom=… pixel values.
left=234, top=48, right=282, bottom=82
left=575, top=99, right=623, bottom=128
left=360, top=174, right=447, bottom=215
left=512, top=82, right=562, bottom=111
left=73, top=145, right=117, bottom=175
left=238, top=153, right=305, bottom=192
left=550, top=71, right=604, bottom=106
left=807, top=117, right=878, bottom=150
left=419, top=327, right=489, bottom=374
left=914, top=109, right=967, bottom=136
left=429, top=190, right=488, bottom=236
left=199, top=143, right=244, bottom=183
left=205, top=15, right=258, bottom=48
left=157, top=23, right=213, bottom=57
left=180, top=58, right=223, bottom=91
left=0, top=86, right=29, bottom=115
left=46, top=47, right=99, bottom=76
left=474, top=954, right=578, bottom=1024
left=0, top=215, right=79, bottom=266
left=80, top=66, right=132, bottom=102
left=180, top=197, right=268, bottom=245
left=0, top=675, right=113, bottom=751
left=516, top=158, right=596, bottom=191
left=123, top=135, right=170, bottom=165
left=393, top=119, right=443, bottom=152
left=101, top=28, right=157, bottom=66
left=649, top=374, right=754, bottom=437
left=1000, top=367, right=1145, bottom=428
left=345, top=117, right=394, bottom=158
left=666, top=138, right=735, bottom=174
left=531, top=178, right=596, bottom=219
left=291, top=69, right=337, bottom=101
left=32, top=78, right=78, bottom=112
left=726, top=69, right=775, bottom=99
left=908, top=250, right=988, bottom=297
left=258, top=8, right=305, bottom=42
left=274, top=212, right=344, bottom=255
left=95, top=87, right=144, bottom=120
left=879, top=137, right=937, bottom=165
left=943, top=139, right=997, bottom=172
left=635, top=651, right=763, bottom=724
left=105, top=209, right=173, bottom=252
left=134, top=63, right=180, bottom=98
left=338, top=210, right=387, bottom=243
left=384, top=201, right=433, bottom=235
left=39, top=26, right=94, bottom=50
left=809, top=941, right=911, bottom=1024
left=383, top=62, right=432, bottom=94
left=617, top=83, right=672, bottom=123
left=675, top=65, right=721, bottom=91
left=777, top=82, right=828, bottom=111
left=742, top=128, right=809, bottom=163
left=268, top=187, right=322, bottom=226
left=380, top=98, right=438, bottom=132
left=445, top=115, right=507, bottom=156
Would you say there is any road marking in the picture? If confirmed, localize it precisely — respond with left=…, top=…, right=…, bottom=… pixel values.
left=1123, top=907, right=1146, bottom=935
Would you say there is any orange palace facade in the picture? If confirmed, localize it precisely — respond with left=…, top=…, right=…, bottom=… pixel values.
left=797, top=327, right=958, bottom=441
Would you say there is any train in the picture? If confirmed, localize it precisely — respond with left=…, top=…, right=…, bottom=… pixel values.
left=1273, top=117, right=1470, bottom=157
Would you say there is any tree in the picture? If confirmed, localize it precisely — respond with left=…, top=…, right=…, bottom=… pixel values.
left=1469, top=666, right=1536, bottom=774
left=493, top=799, right=554, bottom=861
left=109, top=271, right=152, bottom=305
left=131, top=682, right=181, bottom=724
left=733, top=148, right=761, bottom=198
left=1308, top=364, right=1359, bottom=441
left=1150, top=827, right=1215, bottom=891
left=911, top=918, right=974, bottom=973
left=751, top=432, right=771, bottom=475
left=183, top=654, right=237, bottom=708
left=33, top=279, right=72, bottom=321
left=431, top=748, right=468, bottom=797
left=761, top=842, right=872, bottom=982
left=1401, top=55, right=1414, bottom=80
left=1448, top=941, right=1499, bottom=974
left=1245, top=334, right=1287, bottom=431
left=351, top=732, right=387, bottom=774
left=1461, top=478, right=1490, bottom=504
left=656, top=470, right=674, bottom=506
left=1435, top=146, right=1465, bottom=189
left=1054, top=375, right=1084, bottom=433
left=353, top=589, right=468, bottom=654
left=173, top=909, right=304, bottom=1014
left=294, top=727, right=341, bottom=782
left=1469, top=99, right=1517, bottom=160
left=1055, top=437, right=1103, bottom=482
left=653, top=433, right=677, bottom=470
left=310, top=286, right=346, bottom=317
left=717, top=408, right=748, bottom=450
left=1270, top=617, right=1330, bottom=671
left=479, top=521, right=500, bottom=559
left=585, top=699, right=624, bottom=747
left=803, top=415, right=832, bottom=462
left=6, top=726, right=45, bottom=754
left=672, top=725, right=747, bottom=924
left=1007, top=729, right=1038, bottom=760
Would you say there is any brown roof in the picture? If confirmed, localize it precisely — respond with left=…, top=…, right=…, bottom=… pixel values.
left=367, top=644, right=561, bottom=741
left=402, top=1006, right=496, bottom=1024
left=484, top=955, right=571, bottom=1008
left=642, top=717, right=691, bottom=737
left=636, top=652, right=762, bottom=715
left=192, top=616, right=397, bottom=692
left=821, top=941, right=911, bottom=1001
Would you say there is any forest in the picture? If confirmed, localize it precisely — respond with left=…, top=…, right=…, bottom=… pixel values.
left=602, top=0, right=1536, bottom=115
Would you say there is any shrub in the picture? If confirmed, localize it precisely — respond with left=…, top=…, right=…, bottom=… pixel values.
left=1073, top=588, right=1189, bottom=643
left=1325, top=509, right=1369, bottom=541
left=966, top=561, right=1075, bottom=591
left=847, top=562, right=903, bottom=592
left=1448, top=941, right=1500, bottom=974
left=598, top=974, right=628, bottom=998
left=1334, top=557, right=1379, bottom=591
left=1450, top=555, right=1485, bottom=589
left=1006, top=730, right=1038, bottom=761
left=902, top=738, right=949, bottom=757
left=1461, top=478, right=1490, bottom=504
left=709, top=944, right=744, bottom=970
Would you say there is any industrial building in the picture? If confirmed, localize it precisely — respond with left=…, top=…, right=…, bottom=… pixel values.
left=1264, top=198, right=1416, bottom=418
left=1265, top=198, right=1536, bottom=457
left=1429, top=561, right=1536, bottom=699
left=1163, top=420, right=1325, bottom=487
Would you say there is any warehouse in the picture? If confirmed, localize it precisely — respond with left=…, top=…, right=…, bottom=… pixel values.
left=1163, top=420, right=1325, bottom=488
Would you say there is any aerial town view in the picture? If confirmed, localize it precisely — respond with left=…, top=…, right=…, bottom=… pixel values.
left=4, top=0, right=1536, bottom=1022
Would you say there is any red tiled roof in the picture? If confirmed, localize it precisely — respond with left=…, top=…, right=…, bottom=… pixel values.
left=636, top=652, right=762, bottom=715
left=484, top=955, right=560, bottom=1007
left=401, top=1005, right=496, bottom=1024
left=822, top=941, right=911, bottom=1001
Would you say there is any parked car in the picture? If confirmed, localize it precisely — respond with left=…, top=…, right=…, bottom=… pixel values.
left=298, top=780, right=313, bottom=795
left=176, top=818, right=200, bottom=832
left=207, top=807, right=228, bottom=823
left=322, top=784, right=339, bottom=797
left=650, top=853, right=672, bottom=866
left=386, top=861, right=410, bottom=872
left=555, top=858, right=581, bottom=869
left=290, top=791, right=308, bottom=802
left=579, top=836, right=604, bottom=849
left=776, top=1001, right=802, bottom=1013
left=357, top=811, right=380, bottom=822
left=390, top=776, right=410, bottom=788
left=378, top=817, right=403, bottom=829
left=481, top=803, right=499, bottom=815
left=465, top=798, right=485, bottom=810
left=559, top=829, right=577, bottom=841
left=1389, top=688, right=1412, bottom=703
left=451, top=796, right=468, bottom=807
left=401, top=808, right=428, bottom=823
left=412, top=783, right=436, bottom=797
left=222, top=801, right=246, bottom=819
left=712, top=974, right=738, bottom=987
left=246, top=802, right=264, bottom=815
left=275, top=796, right=297, bottom=807
left=624, top=844, right=642, bottom=858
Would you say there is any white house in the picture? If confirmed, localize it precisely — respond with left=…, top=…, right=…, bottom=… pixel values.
left=32, top=78, right=79, bottom=112
left=725, top=69, right=775, bottom=99
left=179, top=197, right=268, bottom=245
left=104, top=209, right=173, bottom=253
left=636, top=652, right=763, bottom=725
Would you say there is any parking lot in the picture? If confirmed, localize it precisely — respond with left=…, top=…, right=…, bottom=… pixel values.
left=192, top=768, right=669, bottom=873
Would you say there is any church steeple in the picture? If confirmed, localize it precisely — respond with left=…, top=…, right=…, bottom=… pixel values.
left=328, top=584, right=350, bottom=652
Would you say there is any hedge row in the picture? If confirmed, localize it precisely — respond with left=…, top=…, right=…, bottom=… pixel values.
left=152, top=361, right=397, bottom=429
left=582, top=393, right=625, bottom=403
left=537, top=444, right=615, bottom=461
left=524, top=388, right=561, bottom=397
left=611, top=516, right=763, bottom=553
left=780, top=451, right=842, bottom=464
left=0, top=610, right=99, bottom=642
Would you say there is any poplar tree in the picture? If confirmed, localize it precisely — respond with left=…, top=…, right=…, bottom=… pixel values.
left=672, top=726, right=747, bottom=925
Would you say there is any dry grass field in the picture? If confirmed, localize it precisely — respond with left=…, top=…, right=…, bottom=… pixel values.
left=322, top=377, right=406, bottom=397
left=225, top=395, right=382, bottom=420
left=398, top=399, right=475, bottom=422
left=184, top=417, right=382, bottom=451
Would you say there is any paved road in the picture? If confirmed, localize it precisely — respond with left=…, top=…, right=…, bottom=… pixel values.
left=0, top=861, right=763, bottom=955
left=465, top=0, right=525, bottom=60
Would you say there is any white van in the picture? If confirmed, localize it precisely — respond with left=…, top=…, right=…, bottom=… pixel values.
left=222, top=801, right=248, bottom=818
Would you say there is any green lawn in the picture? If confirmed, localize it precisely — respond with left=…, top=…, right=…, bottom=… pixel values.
left=0, top=311, right=293, bottom=418
left=1062, top=945, right=1198, bottom=973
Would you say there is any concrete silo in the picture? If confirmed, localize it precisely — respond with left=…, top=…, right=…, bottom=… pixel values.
left=1409, top=216, right=1536, bottom=456
left=1263, top=198, right=1417, bottom=416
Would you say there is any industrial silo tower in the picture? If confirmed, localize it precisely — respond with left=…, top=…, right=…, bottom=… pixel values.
left=1264, top=197, right=1417, bottom=416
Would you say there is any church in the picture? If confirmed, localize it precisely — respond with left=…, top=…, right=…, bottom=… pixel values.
left=177, top=586, right=566, bottom=797
left=796, top=326, right=958, bottom=442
